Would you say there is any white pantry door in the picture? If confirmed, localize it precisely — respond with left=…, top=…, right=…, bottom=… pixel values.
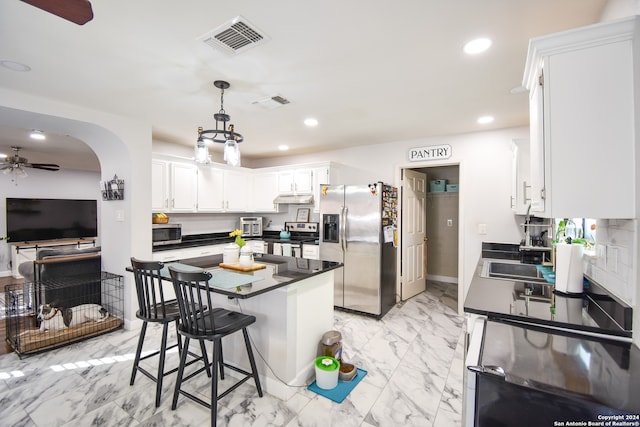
left=401, top=168, right=427, bottom=300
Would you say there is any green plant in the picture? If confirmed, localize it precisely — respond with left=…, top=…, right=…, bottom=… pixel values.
left=229, top=229, right=246, bottom=248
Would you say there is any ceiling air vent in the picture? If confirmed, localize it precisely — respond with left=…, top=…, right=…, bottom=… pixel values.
left=199, top=16, right=269, bottom=55
left=252, top=95, right=292, bottom=110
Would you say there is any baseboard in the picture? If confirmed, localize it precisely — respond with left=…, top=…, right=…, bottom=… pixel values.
left=0, top=270, right=12, bottom=278
left=426, top=274, right=458, bottom=284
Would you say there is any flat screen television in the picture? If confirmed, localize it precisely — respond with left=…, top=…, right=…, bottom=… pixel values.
left=6, top=198, right=98, bottom=243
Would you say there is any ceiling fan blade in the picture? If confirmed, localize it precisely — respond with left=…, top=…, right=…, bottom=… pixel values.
left=26, top=163, right=61, bottom=171
left=20, top=0, right=94, bottom=25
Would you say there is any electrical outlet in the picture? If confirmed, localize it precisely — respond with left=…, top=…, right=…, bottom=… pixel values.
left=447, top=219, right=453, bottom=227
left=478, top=223, right=487, bottom=235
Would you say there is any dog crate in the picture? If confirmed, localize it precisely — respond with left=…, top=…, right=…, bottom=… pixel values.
left=4, top=271, right=124, bottom=358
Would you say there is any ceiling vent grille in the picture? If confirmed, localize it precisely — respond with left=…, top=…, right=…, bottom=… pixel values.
left=199, top=16, right=269, bottom=55
left=252, top=95, right=291, bottom=109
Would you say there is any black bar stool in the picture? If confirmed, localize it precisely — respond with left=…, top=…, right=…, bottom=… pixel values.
left=129, top=258, right=211, bottom=407
left=169, top=267, right=263, bottom=427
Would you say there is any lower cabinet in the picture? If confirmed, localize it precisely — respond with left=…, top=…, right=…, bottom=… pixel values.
left=152, top=244, right=227, bottom=263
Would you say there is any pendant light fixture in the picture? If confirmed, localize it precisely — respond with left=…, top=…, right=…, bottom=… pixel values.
left=196, top=80, right=244, bottom=166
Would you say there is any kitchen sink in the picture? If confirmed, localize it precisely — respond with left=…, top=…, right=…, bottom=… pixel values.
left=482, top=261, right=547, bottom=283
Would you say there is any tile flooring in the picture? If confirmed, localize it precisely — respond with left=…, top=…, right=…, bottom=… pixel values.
left=0, top=281, right=464, bottom=426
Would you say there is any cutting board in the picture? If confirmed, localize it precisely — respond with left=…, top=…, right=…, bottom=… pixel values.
left=219, top=262, right=267, bottom=272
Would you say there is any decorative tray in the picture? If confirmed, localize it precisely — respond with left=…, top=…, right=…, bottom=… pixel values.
left=219, top=262, right=267, bottom=272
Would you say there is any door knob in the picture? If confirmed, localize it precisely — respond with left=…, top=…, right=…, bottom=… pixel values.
left=423, top=237, right=429, bottom=242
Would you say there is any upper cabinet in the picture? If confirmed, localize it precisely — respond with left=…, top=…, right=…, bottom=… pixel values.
left=196, top=166, right=224, bottom=212
left=511, top=139, right=531, bottom=215
left=277, top=168, right=314, bottom=195
left=151, top=159, right=169, bottom=212
left=523, top=16, right=638, bottom=218
left=152, top=159, right=339, bottom=214
left=196, top=165, right=250, bottom=212
left=251, top=170, right=280, bottom=213
left=170, top=163, right=198, bottom=212
left=152, top=159, right=197, bottom=212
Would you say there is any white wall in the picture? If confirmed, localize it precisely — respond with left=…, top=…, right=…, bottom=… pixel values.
left=0, top=169, right=100, bottom=275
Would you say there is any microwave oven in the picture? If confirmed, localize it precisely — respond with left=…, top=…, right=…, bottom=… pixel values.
left=152, top=223, right=182, bottom=246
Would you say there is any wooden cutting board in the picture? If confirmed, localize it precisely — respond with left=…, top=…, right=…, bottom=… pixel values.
left=219, top=262, right=267, bottom=272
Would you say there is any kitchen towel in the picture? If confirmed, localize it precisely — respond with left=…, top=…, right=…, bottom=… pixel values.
left=282, top=243, right=292, bottom=257
left=554, top=243, right=584, bottom=294
left=307, top=368, right=367, bottom=404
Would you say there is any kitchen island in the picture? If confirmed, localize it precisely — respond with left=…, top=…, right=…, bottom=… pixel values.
left=157, top=253, right=342, bottom=401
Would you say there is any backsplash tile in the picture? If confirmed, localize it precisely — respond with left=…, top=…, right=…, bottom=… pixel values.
left=584, top=219, right=637, bottom=306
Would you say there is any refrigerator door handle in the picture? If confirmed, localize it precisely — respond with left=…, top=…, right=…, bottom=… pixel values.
left=340, top=206, right=347, bottom=252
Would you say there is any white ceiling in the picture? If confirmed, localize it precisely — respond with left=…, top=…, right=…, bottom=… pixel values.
left=0, top=0, right=608, bottom=170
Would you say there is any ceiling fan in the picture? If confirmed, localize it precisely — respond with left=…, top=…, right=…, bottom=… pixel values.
left=20, top=0, right=93, bottom=26
left=1, top=146, right=60, bottom=179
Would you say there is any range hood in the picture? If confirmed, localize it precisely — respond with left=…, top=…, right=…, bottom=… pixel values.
left=273, top=194, right=314, bottom=204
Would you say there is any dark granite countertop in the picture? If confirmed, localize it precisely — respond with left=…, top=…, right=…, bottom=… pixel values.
left=464, top=257, right=633, bottom=339
left=148, top=253, right=342, bottom=299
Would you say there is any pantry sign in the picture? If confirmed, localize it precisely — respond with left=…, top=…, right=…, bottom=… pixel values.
left=408, top=144, right=452, bottom=162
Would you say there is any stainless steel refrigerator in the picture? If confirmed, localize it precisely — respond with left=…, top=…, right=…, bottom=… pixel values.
left=319, top=182, right=397, bottom=318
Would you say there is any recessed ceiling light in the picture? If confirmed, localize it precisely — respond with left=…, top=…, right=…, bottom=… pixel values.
left=30, top=130, right=46, bottom=140
left=0, top=60, right=31, bottom=72
left=304, top=118, right=318, bottom=127
left=463, top=38, right=492, bottom=55
left=477, top=115, right=494, bottom=124
left=278, top=145, right=289, bottom=151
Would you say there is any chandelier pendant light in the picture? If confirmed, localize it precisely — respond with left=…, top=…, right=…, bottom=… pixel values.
left=196, top=80, right=243, bottom=166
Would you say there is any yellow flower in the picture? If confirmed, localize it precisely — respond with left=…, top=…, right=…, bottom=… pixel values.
left=229, top=229, right=245, bottom=247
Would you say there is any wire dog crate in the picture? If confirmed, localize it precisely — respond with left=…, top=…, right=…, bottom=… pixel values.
left=4, top=272, right=124, bottom=358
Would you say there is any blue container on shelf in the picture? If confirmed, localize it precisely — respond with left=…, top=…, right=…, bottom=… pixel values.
left=446, top=184, right=459, bottom=192
left=430, top=179, right=447, bottom=192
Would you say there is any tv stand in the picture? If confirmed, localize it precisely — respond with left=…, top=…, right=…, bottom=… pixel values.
left=10, top=238, right=97, bottom=279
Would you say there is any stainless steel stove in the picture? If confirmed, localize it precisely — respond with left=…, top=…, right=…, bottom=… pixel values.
left=264, top=222, right=319, bottom=257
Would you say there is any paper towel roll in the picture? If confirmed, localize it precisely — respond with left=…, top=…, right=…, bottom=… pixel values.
left=555, top=243, right=584, bottom=294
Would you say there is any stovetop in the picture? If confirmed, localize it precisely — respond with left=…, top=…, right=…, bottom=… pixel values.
left=261, top=222, right=319, bottom=244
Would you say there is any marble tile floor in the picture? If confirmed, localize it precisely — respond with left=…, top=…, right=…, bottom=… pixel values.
left=0, top=281, right=464, bottom=426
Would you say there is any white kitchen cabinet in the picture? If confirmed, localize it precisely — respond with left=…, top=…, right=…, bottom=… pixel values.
left=196, top=166, right=224, bottom=212
left=510, top=138, right=531, bottom=215
left=169, top=163, right=198, bottom=212
left=221, top=168, right=249, bottom=212
left=152, top=160, right=198, bottom=213
left=277, top=168, right=314, bottom=195
left=152, top=243, right=227, bottom=262
left=151, top=249, right=183, bottom=263
left=523, top=17, right=638, bottom=218
left=187, top=164, right=250, bottom=212
left=251, top=170, right=280, bottom=212
left=151, top=159, right=169, bottom=212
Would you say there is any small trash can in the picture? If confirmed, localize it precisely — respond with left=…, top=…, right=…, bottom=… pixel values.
left=314, top=356, right=340, bottom=389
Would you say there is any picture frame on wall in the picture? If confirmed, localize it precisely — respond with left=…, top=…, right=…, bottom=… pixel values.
left=296, top=207, right=310, bottom=222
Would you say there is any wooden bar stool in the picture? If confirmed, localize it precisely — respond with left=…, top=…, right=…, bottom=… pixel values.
left=169, top=267, right=263, bottom=427
left=129, top=258, right=211, bottom=407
